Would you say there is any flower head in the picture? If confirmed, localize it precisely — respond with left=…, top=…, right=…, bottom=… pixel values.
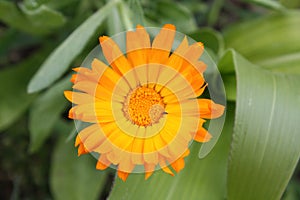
left=64, top=24, right=225, bottom=181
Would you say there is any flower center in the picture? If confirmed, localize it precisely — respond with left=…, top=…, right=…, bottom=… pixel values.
left=123, top=86, right=165, bottom=126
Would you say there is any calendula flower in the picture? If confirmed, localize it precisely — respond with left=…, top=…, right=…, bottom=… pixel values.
left=64, top=24, right=225, bottom=181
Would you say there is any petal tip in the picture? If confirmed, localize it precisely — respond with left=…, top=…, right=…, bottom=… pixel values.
left=64, top=91, right=72, bottom=101
left=118, top=171, right=129, bottom=182
left=74, top=136, right=81, bottom=147
left=72, top=67, right=80, bottom=72
left=163, top=24, right=176, bottom=30
left=96, top=161, right=109, bottom=170
left=145, top=171, right=153, bottom=180
left=136, top=24, right=144, bottom=29
left=99, top=36, right=109, bottom=43
left=197, top=42, right=204, bottom=48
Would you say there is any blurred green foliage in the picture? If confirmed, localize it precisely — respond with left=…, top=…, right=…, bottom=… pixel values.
left=0, top=0, right=300, bottom=199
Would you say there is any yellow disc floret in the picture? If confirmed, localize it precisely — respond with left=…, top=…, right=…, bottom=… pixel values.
left=123, top=86, right=165, bottom=126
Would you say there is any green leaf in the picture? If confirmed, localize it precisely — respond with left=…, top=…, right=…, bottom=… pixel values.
left=128, top=0, right=145, bottom=26
left=189, top=28, right=224, bottom=56
left=107, top=3, right=124, bottom=36
left=218, top=49, right=237, bottom=101
left=19, top=4, right=66, bottom=29
left=29, top=77, right=71, bottom=153
left=280, top=0, right=300, bottom=8
left=46, top=0, right=79, bottom=9
left=157, top=1, right=197, bottom=32
left=108, top=103, right=235, bottom=200
left=245, top=0, right=286, bottom=10
left=207, top=0, right=225, bottom=26
left=227, top=50, right=300, bottom=199
left=282, top=180, right=300, bottom=200
left=0, top=0, right=65, bottom=35
left=222, top=74, right=236, bottom=101
left=50, top=122, right=109, bottom=200
left=119, top=1, right=134, bottom=30
left=224, top=11, right=300, bottom=74
left=27, top=0, right=121, bottom=93
left=0, top=47, right=51, bottom=131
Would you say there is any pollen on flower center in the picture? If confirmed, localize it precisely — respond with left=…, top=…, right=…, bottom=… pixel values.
left=123, top=86, right=165, bottom=126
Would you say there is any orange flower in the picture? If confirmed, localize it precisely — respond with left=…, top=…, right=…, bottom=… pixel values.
left=64, top=24, right=225, bottom=181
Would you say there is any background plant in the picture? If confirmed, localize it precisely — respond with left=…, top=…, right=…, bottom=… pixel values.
left=0, top=0, right=299, bottom=199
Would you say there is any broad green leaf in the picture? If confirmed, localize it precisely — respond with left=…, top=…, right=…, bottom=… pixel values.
left=280, top=0, right=300, bottom=8
left=46, top=0, right=79, bottom=9
left=0, top=0, right=65, bottom=35
left=245, top=0, right=285, bottom=10
left=119, top=1, right=134, bottom=30
left=0, top=0, right=36, bottom=35
left=19, top=4, right=66, bottom=29
left=50, top=122, right=108, bottom=200
left=108, top=103, right=235, bottom=200
left=282, top=180, right=300, bottom=200
left=218, top=49, right=237, bottom=101
left=0, top=47, right=51, bottom=131
left=107, top=6, right=124, bottom=35
left=128, top=0, right=145, bottom=26
left=189, top=28, right=224, bottom=56
left=0, top=29, right=39, bottom=57
left=222, top=74, right=236, bottom=101
left=224, top=11, right=300, bottom=74
left=207, top=0, right=225, bottom=26
left=27, top=0, right=121, bottom=93
left=29, top=77, right=71, bottom=153
left=107, top=1, right=134, bottom=35
left=227, top=50, right=300, bottom=200
left=157, top=1, right=197, bottom=32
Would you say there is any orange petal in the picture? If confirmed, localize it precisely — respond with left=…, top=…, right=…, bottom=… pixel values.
left=100, top=122, right=134, bottom=151
left=159, top=158, right=174, bottom=176
left=164, top=36, right=188, bottom=72
left=70, top=74, right=77, bottom=83
left=182, top=42, right=204, bottom=64
left=77, top=124, right=100, bottom=142
left=195, top=61, right=207, bottom=73
left=118, top=153, right=135, bottom=173
left=170, top=157, right=185, bottom=173
left=96, top=161, right=109, bottom=170
left=144, top=163, right=156, bottom=180
left=194, top=83, right=207, bottom=97
left=72, top=81, right=113, bottom=101
left=106, top=149, right=122, bottom=165
left=75, top=135, right=81, bottom=147
left=181, top=149, right=190, bottom=158
left=145, top=171, right=153, bottom=180
left=68, top=105, right=97, bottom=123
left=99, top=36, right=133, bottom=76
left=143, top=139, right=158, bottom=164
left=118, top=171, right=129, bottom=182
left=96, top=154, right=111, bottom=170
left=93, top=140, right=112, bottom=154
left=71, top=67, right=99, bottom=83
left=162, top=166, right=174, bottom=176
left=150, top=24, right=176, bottom=64
left=91, top=58, right=109, bottom=75
left=194, top=126, right=212, bottom=142
left=78, top=144, right=88, bottom=156
left=178, top=64, right=205, bottom=97
left=173, top=36, right=189, bottom=55
left=126, top=25, right=150, bottom=66
left=198, top=99, right=225, bottom=119
left=98, top=65, right=122, bottom=90
left=82, top=130, right=106, bottom=152
left=64, top=91, right=94, bottom=105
